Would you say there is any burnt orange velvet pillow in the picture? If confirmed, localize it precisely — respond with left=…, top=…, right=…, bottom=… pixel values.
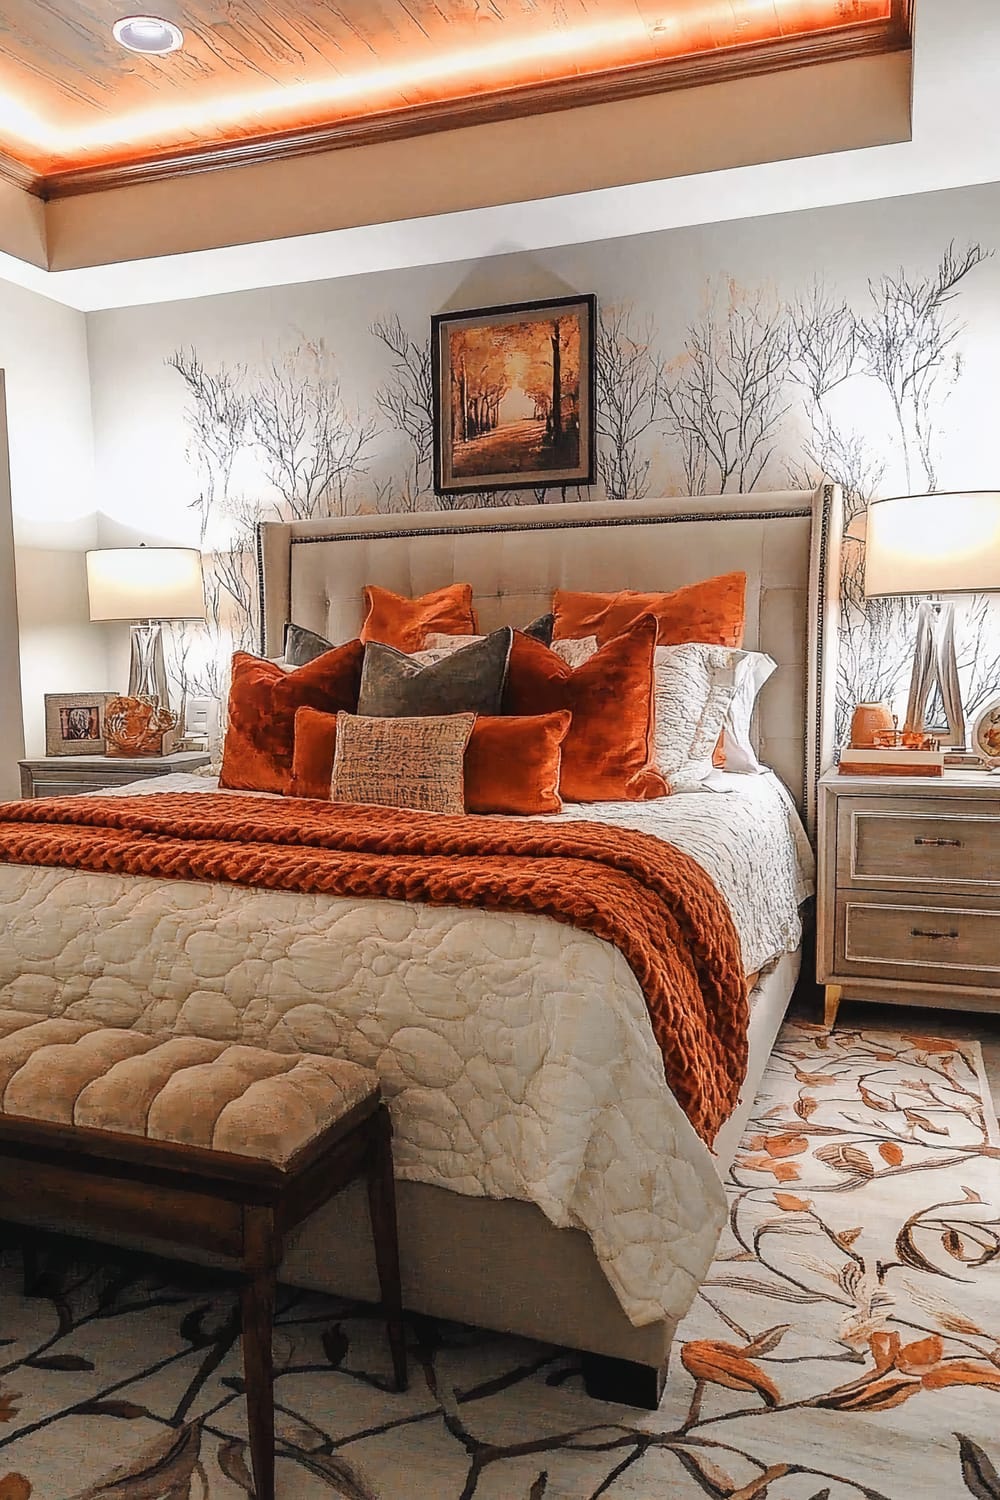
left=465, top=712, right=571, bottom=814
left=503, top=616, right=667, bottom=803
left=361, top=584, right=478, bottom=652
left=291, top=706, right=571, bottom=814
left=219, top=644, right=364, bottom=795
left=552, top=572, right=746, bottom=648
left=290, top=707, right=340, bottom=800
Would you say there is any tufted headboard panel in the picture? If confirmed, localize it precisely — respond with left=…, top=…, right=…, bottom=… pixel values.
left=257, top=485, right=840, bottom=832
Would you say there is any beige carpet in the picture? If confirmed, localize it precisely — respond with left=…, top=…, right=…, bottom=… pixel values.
left=0, top=1021, right=997, bottom=1499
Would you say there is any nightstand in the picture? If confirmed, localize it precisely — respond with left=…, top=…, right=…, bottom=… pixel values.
left=817, top=769, right=1000, bottom=1028
left=18, top=750, right=212, bottom=799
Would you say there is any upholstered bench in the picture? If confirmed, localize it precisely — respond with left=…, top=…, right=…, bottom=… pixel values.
left=0, top=1013, right=407, bottom=1500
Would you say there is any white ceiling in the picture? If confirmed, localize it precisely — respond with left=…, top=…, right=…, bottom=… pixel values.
left=2, top=0, right=997, bottom=314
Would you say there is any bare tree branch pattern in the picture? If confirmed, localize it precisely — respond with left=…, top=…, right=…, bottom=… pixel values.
left=162, top=241, right=998, bottom=744
left=595, top=305, right=664, bottom=500
left=249, top=346, right=377, bottom=521
left=167, top=349, right=249, bottom=545
left=856, top=242, right=991, bottom=492
left=370, top=316, right=435, bottom=511
left=662, top=283, right=793, bottom=495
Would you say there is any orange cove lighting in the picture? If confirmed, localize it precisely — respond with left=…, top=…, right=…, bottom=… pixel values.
left=0, top=0, right=894, bottom=173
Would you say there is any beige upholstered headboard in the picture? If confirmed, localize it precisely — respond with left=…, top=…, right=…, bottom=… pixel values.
left=258, top=484, right=841, bottom=832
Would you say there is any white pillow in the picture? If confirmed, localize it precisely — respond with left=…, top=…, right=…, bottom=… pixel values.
left=724, top=651, right=777, bottom=773
left=652, top=643, right=741, bottom=790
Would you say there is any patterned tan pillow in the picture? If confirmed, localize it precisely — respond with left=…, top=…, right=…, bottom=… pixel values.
left=331, top=712, right=475, bottom=814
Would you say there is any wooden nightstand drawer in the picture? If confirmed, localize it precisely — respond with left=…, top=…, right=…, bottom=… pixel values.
left=836, top=796, right=1000, bottom=894
left=30, top=776, right=124, bottom=798
left=835, top=893, right=1000, bottom=987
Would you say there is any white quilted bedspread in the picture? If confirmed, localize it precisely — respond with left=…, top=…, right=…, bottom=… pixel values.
left=0, top=773, right=812, bottom=1328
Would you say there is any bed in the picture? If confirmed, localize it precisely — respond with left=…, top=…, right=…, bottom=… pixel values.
left=0, top=484, right=837, bottom=1405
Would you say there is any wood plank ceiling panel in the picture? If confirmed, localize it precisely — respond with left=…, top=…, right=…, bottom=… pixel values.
left=0, top=0, right=906, bottom=194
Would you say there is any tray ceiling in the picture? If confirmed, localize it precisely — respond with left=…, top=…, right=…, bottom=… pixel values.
left=0, top=0, right=910, bottom=197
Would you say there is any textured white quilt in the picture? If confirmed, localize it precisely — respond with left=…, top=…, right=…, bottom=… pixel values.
left=0, top=773, right=812, bottom=1327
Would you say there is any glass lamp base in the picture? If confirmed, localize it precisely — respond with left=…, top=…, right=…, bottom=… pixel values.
left=129, top=621, right=170, bottom=707
left=904, top=599, right=965, bottom=747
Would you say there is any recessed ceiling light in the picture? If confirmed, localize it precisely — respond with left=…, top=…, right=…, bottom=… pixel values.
left=112, top=15, right=185, bottom=54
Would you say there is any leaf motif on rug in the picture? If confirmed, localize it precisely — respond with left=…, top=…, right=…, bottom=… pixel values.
left=69, top=1422, right=202, bottom=1499
left=959, top=1435, right=1000, bottom=1500
left=0, top=1022, right=995, bottom=1498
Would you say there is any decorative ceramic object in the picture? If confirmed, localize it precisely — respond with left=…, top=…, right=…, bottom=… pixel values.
left=849, top=701, right=894, bottom=748
left=971, top=694, right=1000, bottom=763
left=104, top=695, right=178, bottom=758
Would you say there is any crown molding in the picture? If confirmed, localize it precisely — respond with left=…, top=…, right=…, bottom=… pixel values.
left=33, top=11, right=910, bottom=202
left=0, top=152, right=42, bottom=196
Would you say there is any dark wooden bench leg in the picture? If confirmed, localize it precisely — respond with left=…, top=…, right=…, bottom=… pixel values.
left=365, top=1104, right=407, bottom=1392
left=241, top=1206, right=278, bottom=1500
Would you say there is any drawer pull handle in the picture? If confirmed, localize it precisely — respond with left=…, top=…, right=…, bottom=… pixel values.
left=910, top=927, right=960, bottom=941
left=913, top=837, right=962, bottom=847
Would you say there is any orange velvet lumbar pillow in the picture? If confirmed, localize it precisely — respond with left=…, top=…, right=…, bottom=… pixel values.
left=552, top=572, right=747, bottom=648
left=463, top=711, right=571, bottom=814
left=361, top=583, right=478, bottom=652
left=291, top=705, right=573, bottom=815
left=290, top=707, right=340, bottom=800
left=503, top=615, right=667, bottom=803
left=219, top=643, right=364, bottom=795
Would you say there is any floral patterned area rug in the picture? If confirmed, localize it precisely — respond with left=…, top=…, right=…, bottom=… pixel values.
left=0, top=1022, right=998, bottom=1500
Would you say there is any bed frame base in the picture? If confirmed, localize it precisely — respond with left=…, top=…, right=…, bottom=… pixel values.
left=581, top=1351, right=668, bottom=1409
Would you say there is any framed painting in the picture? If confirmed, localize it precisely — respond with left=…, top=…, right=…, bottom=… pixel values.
left=431, top=294, right=596, bottom=497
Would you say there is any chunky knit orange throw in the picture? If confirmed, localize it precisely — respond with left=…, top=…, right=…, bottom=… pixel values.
left=0, top=794, right=748, bottom=1143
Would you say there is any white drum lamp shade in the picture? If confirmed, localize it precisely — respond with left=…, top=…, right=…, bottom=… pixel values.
left=864, top=492, right=1000, bottom=597
left=86, top=547, right=205, bottom=623
left=86, top=547, right=205, bottom=709
left=863, top=492, right=1000, bottom=747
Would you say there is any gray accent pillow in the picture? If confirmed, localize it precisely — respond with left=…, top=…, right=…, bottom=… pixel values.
left=523, top=613, right=554, bottom=645
left=283, top=622, right=341, bottom=667
left=359, top=629, right=513, bottom=717
left=283, top=612, right=550, bottom=666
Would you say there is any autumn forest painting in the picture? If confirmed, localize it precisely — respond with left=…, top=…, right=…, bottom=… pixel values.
left=432, top=294, right=595, bottom=495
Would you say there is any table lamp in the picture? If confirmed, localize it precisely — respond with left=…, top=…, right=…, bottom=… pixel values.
left=863, top=491, right=1000, bottom=748
left=86, top=546, right=205, bottom=739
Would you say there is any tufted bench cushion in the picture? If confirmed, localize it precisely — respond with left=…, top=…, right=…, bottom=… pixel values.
left=0, top=1012, right=379, bottom=1169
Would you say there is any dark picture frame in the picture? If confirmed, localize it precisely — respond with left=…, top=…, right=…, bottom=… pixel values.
left=431, top=293, right=596, bottom=497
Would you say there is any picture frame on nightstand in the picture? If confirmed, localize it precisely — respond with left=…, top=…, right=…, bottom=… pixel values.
left=43, top=692, right=117, bottom=757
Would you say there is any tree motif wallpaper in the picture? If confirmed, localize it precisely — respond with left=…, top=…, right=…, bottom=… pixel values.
left=84, top=181, right=1000, bottom=754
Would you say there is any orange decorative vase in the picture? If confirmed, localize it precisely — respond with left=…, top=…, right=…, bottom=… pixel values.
left=850, top=701, right=894, bottom=748
left=104, top=695, right=178, bottom=757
